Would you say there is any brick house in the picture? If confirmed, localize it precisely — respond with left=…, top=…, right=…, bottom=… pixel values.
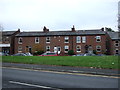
left=14, top=26, right=107, bottom=55
left=1, top=29, right=20, bottom=55
left=106, top=31, right=120, bottom=55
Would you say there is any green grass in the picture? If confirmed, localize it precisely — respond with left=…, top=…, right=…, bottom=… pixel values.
left=2, top=56, right=119, bottom=69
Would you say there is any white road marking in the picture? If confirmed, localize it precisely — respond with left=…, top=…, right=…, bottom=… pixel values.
left=9, top=81, right=61, bottom=90
left=3, top=66, right=120, bottom=79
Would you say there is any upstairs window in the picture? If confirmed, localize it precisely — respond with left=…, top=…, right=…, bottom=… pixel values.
left=76, top=36, right=81, bottom=43
left=46, top=46, right=50, bottom=51
left=4, top=37, right=9, bottom=42
left=18, top=37, right=22, bottom=44
left=96, top=45, right=101, bottom=52
left=82, top=36, right=86, bottom=43
left=35, top=37, right=39, bottom=43
left=46, top=37, right=50, bottom=43
left=76, top=45, right=81, bottom=52
left=96, top=36, right=101, bottom=42
left=115, top=41, right=119, bottom=47
left=64, top=46, right=69, bottom=52
left=64, top=36, right=69, bottom=43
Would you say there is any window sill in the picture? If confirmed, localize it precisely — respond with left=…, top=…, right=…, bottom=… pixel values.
left=64, top=51, right=68, bottom=53
left=96, top=51, right=101, bottom=52
left=35, top=42, right=39, bottom=44
left=77, top=51, right=81, bottom=52
left=96, top=41, right=101, bottom=42
left=76, top=42, right=81, bottom=43
left=64, top=42, right=69, bottom=43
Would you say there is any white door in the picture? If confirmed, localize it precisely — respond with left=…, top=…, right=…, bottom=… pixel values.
left=54, top=46, right=57, bottom=53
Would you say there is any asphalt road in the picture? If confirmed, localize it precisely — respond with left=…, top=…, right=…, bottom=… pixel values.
left=2, top=67, right=119, bottom=89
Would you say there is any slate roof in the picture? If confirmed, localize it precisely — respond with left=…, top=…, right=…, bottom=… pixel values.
left=2, top=31, right=17, bottom=36
left=107, top=32, right=120, bottom=40
left=16, top=29, right=106, bottom=37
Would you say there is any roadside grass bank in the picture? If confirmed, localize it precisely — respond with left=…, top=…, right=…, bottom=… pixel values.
left=2, top=56, right=119, bottom=69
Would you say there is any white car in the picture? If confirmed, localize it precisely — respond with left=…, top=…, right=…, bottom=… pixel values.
left=25, top=52, right=33, bottom=56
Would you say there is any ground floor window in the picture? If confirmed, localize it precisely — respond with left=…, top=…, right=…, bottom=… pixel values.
left=76, top=45, right=81, bottom=52
left=115, top=48, right=119, bottom=54
left=46, top=46, right=50, bottom=51
left=2, top=47, right=10, bottom=54
left=64, top=46, right=69, bottom=52
left=96, top=45, right=101, bottom=52
left=18, top=46, right=22, bottom=52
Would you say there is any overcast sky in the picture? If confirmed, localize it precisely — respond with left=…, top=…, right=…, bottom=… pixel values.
left=0, top=0, right=119, bottom=31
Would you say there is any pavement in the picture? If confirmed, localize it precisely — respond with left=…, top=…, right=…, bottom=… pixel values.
left=2, top=62, right=120, bottom=77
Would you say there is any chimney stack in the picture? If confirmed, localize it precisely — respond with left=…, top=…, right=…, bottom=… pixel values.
left=43, top=26, right=49, bottom=32
left=101, top=27, right=104, bottom=31
left=71, top=25, right=75, bottom=32
left=18, top=28, right=20, bottom=32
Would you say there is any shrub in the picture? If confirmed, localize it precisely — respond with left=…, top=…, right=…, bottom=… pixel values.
left=68, top=50, right=74, bottom=55
left=33, top=50, right=44, bottom=55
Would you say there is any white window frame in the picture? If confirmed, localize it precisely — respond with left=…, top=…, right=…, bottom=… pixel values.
left=115, top=41, right=119, bottom=47
left=18, top=37, right=22, bottom=44
left=64, top=46, right=69, bottom=52
left=96, top=36, right=101, bottom=42
left=96, top=45, right=101, bottom=52
left=64, top=36, right=69, bottom=43
left=35, top=37, right=39, bottom=43
left=82, top=36, right=86, bottom=43
left=76, top=36, right=81, bottom=43
left=5, top=37, right=9, bottom=41
left=18, top=46, right=22, bottom=52
left=46, top=37, right=50, bottom=43
left=76, top=45, right=81, bottom=52
left=115, top=48, right=119, bottom=54
left=54, top=36, right=56, bottom=38
left=46, top=46, right=50, bottom=52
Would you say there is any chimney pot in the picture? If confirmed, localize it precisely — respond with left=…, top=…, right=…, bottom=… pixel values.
left=71, top=25, right=75, bottom=32
left=43, top=26, right=49, bottom=32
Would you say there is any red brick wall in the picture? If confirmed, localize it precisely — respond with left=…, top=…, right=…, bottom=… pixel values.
left=105, top=33, right=120, bottom=55
left=73, top=35, right=106, bottom=54
left=14, top=34, right=107, bottom=55
left=110, top=40, right=120, bottom=55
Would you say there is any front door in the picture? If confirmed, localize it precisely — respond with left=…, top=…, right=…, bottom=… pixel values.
left=54, top=46, right=57, bottom=53
left=57, top=47, right=61, bottom=54
left=28, top=47, right=32, bottom=53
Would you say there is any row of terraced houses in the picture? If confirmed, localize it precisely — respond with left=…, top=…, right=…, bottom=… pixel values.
left=1, top=26, right=120, bottom=55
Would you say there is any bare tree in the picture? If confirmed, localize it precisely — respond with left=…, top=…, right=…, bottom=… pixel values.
left=0, top=24, right=3, bottom=44
left=0, top=24, right=4, bottom=31
left=118, top=1, right=120, bottom=31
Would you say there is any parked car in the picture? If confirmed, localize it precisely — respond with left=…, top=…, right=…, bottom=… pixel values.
left=38, top=52, right=58, bottom=56
left=12, top=53, right=27, bottom=56
left=25, top=52, right=33, bottom=56
left=84, top=53, right=96, bottom=56
left=72, top=54, right=84, bottom=56
left=0, top=52, right=9, bottom=56
left=97, top=54, right=105, bottom=56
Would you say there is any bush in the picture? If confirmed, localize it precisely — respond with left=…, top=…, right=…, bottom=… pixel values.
left=68, top=50, right=74, bottom=55
left=33, top=50, right=44, bottom=55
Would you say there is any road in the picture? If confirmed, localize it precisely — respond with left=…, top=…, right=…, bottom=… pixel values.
left=2, top=67, right=119, bottom=89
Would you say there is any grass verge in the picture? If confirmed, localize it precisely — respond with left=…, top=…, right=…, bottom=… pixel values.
left=2, top=56, right=119, bottom=69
